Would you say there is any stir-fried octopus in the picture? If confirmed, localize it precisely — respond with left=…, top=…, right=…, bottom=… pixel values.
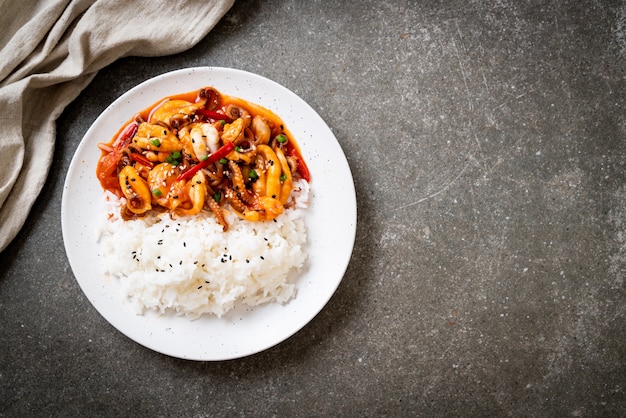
left=96, top=87, right=310, bottom=231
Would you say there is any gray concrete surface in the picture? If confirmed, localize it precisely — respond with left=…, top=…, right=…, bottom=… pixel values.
left=2, top=1, right=625, bottom=416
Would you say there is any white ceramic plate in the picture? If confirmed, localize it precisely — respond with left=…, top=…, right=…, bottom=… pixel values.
left=61, top=67, right=357, bottom=361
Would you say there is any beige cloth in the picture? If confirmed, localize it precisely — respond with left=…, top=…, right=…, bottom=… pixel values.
left=0, top=0, right=234, bottom=252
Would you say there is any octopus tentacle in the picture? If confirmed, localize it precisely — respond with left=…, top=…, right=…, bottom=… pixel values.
left=204, top=189, right=228, bottom=231
left=198, top=87, right=221, bottom=111
left=202, top=165, right=224, bottom=188
left=225, top=188, right=249, bottom=214
left=227, top=160, right=256, bottom=205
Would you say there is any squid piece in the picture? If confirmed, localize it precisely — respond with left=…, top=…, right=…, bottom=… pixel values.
left=190, top=123, right=219, bottom=161
left=118, top=165, right=152, bottom=214
left=251, top=152, right=267, bottom=197
left=251, top=115, right=271, bottom=145
left=256, top=145, right=282, bottom=200
left=274, top=147, right=293, bottom=205
left=147, top=163, right=179, bottom=208
left=178, top=123, right=220, bottom=162
left=225, top=146, right=255, bottom=165
left=227, top=189, right=283, bottom=222
left=132, top=123, right=183, bottom=153
left=149, top=99, right=203, bottom=129
left=226, top=145, right=289, bottom=222
left=175, top=171, right=207, bottom=217
left=242, top=196, right=283, bottom=222
left=144, top=151, right=171, bottom=163
left=221, top=118, right=246, bottom=145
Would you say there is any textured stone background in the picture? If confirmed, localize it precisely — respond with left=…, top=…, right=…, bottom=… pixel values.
left=2, top=1, right=625, bottom=416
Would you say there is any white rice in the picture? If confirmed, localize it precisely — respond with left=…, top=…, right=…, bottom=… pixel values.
left=97, top=180, right=309, bottom=319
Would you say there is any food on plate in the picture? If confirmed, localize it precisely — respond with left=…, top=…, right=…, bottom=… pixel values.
left=95, top=87, right=310, bottom=318
left=96, top=86, right=310, bottom=229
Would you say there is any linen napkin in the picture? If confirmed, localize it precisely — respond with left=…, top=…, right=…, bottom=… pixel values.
left=0, top=0, right=234, bottom=252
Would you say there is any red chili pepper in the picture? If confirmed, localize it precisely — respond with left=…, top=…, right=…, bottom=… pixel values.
left=113, top=120, right=139, bottom=151
left=196, top=109, right=234, bottom=123
left=97, top=120, right=140, bottom=193
left=285, top=142, right=311, bottom=182
left=129, top=153, right=154, bottom=168
left=296, top=156, right=311, bottom=182
left=176, top=142, right=235, bottom=182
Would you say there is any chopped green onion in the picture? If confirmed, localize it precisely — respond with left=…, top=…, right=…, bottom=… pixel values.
left=219, top=158, right=228, bottom=164
left=213, top=191, right=221, bottom=202
left=248, top=169, right=258, bottom=180
left=152, top=189, right=162, bottom=197
left=202, top=155, right=209, bottom=161
left=280, top=174, right=287, bottom=182
left=166, top=151, right=182, bottom=166
left=150, top=138, right=161, bottom=147
left=235, top=146, right=241, bottom=152
left=276, top=134, right=287, bottom=143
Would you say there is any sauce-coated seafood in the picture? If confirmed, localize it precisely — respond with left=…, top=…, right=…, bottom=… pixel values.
left=96, top=87, right=310, bottom=230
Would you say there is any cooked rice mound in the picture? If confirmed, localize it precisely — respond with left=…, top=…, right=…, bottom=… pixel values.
left=97, top=181, right=309, bottom=319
